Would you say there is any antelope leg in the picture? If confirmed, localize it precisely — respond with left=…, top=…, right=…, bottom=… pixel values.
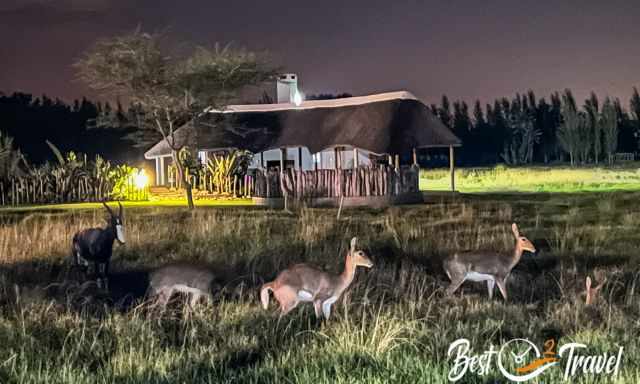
left=445, top=277, right=465, bottom=296
left=487, top=279, right=495, bottom=299
left=322, top=297, right=338, bottom=319
left=496, top=279, right=508, bottom=301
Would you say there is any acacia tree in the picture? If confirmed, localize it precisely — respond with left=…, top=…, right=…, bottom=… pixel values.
left=600, top=98, right=618, bottom=164
left=75, top=30, right=277, bottom=208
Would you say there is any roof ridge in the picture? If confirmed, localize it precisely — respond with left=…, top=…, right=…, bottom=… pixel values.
left=205, top=90, right=419, bottom=114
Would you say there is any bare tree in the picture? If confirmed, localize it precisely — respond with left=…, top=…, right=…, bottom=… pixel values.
left=75, top=29, right=277, bottom=208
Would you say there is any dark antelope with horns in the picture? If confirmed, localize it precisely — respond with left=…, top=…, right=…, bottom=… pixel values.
left=71, top=201, right=125, bottom=290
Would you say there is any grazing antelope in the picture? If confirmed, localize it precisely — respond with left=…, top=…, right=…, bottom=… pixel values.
left=260, top=237, right=373, bottom=319
left=443, top=223, right=536, bottom=300
left=148, top=263, right=217, bottom=308
left=71, top=201, right=125, bottom=290
left=585, top=276, right=606, bottom=306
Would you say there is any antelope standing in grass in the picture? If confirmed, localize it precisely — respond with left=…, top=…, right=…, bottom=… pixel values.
left=443, top=223, right=536, bottom=300
left=585, top=276, right=606, bottom=306
left=148, top=263, right=217, bottom=308
left=71, top=201, right=125, bottom=290
left=260, top=237, right=373, bottom=319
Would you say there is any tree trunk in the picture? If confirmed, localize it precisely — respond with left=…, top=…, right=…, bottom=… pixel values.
left=172, top=151, right=195, bottom=209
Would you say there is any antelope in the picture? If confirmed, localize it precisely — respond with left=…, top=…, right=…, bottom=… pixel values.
left=260, top=237, right=373, bottom=319
left=585, top=276, right=606, bottom=306
left=443, top=223, right=536, bottom=300
left=71, top=201, right=125, bottom=290
left=148, top=263, right=217, bottom=308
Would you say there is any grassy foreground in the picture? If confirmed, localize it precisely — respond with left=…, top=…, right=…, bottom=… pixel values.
left=0, top=193, right=639, bottom=383
left=421, top=164, right=640, bottom=192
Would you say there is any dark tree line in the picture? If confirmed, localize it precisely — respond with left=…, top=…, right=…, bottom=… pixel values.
left=3, top=87, right=640, bottom=169
left=0, top=92, right=146, bottom=165
left=432, top=89, right=640, bottom=166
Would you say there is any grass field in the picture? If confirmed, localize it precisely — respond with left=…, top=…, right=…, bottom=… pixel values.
left=421, top=164, right=640, bottom=192
left=1, top=190, right=639, bottom=383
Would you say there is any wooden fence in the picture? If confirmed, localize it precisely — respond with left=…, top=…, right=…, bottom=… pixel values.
left=253, top=166, right=419, bottom=199
left=0, top=177, right=147, bottom=206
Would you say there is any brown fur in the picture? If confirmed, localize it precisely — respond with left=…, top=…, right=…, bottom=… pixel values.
left=260, top=237, right=373, bottom=319
left=442, top=223, right=536, bottom=300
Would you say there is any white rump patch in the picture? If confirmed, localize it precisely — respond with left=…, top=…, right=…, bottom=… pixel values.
left=116, top=225, right=125, bottom=243
left=297, top=290, right=313, bottom=301
left=171, top=284, right=205, bottom=296
left=465, top=272, right=495, bottom=282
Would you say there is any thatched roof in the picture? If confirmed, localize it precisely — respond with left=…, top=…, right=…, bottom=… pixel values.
left=144, top=91, right=460, bottom=159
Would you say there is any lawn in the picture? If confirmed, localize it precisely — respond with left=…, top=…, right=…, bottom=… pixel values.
left=0, top=191, right=638, bottom=383
left=421, top=164, right=640, bottom=192
left=0, top=198, right=254, bottom=212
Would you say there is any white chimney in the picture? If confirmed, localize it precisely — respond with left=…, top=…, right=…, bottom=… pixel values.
left=277, top=73, right=299, bottom=104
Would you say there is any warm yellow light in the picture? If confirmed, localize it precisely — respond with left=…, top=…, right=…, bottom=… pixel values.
left=134, top=169, right=149, bottom=189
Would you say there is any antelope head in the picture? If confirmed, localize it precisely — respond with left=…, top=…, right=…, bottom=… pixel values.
left=512, top=223, right=536, bottom=255
left=104, top=201, right=126, bottom=244
left=349, top=237, right=373, bottom=268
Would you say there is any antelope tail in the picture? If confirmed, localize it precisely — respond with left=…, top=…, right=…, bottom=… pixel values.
left=260, top=282, right=274, bottom=310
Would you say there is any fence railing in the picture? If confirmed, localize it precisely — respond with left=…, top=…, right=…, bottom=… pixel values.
left=0, top=177, right=147, bottom=207
left=253, top=166, right=419, bottom=199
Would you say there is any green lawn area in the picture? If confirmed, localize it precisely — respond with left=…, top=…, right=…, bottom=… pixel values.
left=0, top=198, right=254, bottom=212
left=421, top=164, right=640, bottom=192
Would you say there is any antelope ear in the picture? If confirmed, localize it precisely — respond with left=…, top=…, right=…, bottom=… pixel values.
left=350, top=237, right=357, bottom=252
left=586, top=276, right=592, bottom=290
left=511, top=223, right=519, bottom=238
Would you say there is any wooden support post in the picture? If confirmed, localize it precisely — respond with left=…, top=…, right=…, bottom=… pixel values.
left=334, top=147, right=341, bottom=169
left=260, top=152, right=264, bottom=168
left=394, top=154, right=400, bottom=170
left=388, top=155, right=393, bottom=166
left=280, top=148, right=289, bottom=212
left=280, top=148, right=286, bottom=172
left=155, top=158, right=160, bottom=186
left=449, top=145, right=455, bottom=192
left=314, top=153, right=319, bottom=171
left=412, top=148, right=417, bottom=166
left=353, top=148, right=359, bottom=169
left=159, top=157, right=165, bottom=186
left=298, top=147, right=303, bottom=170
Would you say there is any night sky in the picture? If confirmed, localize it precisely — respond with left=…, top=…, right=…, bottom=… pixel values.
left=2, top=0, right=640, bottom=104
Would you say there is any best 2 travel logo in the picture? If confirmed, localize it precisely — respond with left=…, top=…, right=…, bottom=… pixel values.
left=447, top=337, right=624, bottom=382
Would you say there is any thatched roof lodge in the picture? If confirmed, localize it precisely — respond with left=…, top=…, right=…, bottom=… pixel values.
left=145, top=75, right=461, bottom=207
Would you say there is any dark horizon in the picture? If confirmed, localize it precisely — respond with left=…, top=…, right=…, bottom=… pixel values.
left=2, top=0, right=640, bottom=105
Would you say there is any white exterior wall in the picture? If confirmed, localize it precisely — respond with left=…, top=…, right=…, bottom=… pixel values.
left=249, top=146, right=372, bottom=170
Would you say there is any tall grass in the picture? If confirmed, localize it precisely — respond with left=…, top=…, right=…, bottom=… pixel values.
left=0, top=193, right=639, bottom=383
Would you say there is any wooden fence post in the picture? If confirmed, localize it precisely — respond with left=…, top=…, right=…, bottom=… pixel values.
left=449, top=145, right=456, bottom=192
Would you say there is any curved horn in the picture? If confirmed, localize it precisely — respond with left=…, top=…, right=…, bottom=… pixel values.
left=102, top=201, right=114, bottom=216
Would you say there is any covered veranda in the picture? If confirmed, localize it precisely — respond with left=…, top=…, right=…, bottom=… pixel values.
left=144, top=91, right=461, bottom=206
